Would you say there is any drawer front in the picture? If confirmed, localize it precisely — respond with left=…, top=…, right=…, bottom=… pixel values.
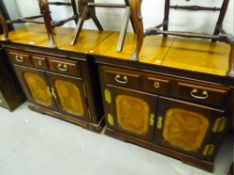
left=176, top=82, right=230, bottom=107
left=8, top=50, right=31, bottom=66
left=145, top=76, right=171, bottom=95
left=104, top=67, right=141, bottom=89
left=32, top=55, right=47, bottom=70
left=48, top=57, right=81, bottom=77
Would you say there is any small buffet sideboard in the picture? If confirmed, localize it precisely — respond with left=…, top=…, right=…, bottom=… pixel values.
left=0, top=25, right=233, bottom=172
left=1, top=26, right=112, bottom=132
left=91, top=33, right=234, bottom=171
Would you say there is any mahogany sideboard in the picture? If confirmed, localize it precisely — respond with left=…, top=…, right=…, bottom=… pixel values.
left=0, top=26, right=112, bottom=132
left=0, top=25, right=233, bottom=172
left=0, top=46, right=25, bottom=111
left=91, top=33, right=234, bottom=172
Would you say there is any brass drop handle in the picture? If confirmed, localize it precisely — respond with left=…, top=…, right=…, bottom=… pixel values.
left=115, top=74, right=128, bottom=84
left=191, top=89, right=209, bottom=100
left=57, top=63, right=68, bottom=72
left=15, top=55, right=24, bottom=63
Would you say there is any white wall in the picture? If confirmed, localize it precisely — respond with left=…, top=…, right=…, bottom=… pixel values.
left=9, top=0, right=234, bottom=34
left=3, top=0, right=23, bottom=28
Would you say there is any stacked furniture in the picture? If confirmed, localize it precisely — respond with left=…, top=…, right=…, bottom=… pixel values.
left=0, top=0, right=78, bottom=47
left=1, top=25, right=233, bottom=172
left=144, top=0, right=234, bottom=77
left=0, top=0, right=233, bottom=172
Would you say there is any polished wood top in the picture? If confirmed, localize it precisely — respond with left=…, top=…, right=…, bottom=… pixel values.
left=0, top=25, right=230, bottom=76
left=1, top=25, right=112, bottom=53
left=163, top=38, right=230, bottom=76
left=91, top=32, right=174, bottom=65
left=91, top=33, right=230, bottom=76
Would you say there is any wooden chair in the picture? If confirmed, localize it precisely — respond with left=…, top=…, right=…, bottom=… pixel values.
left=141, top=0, right=234, bottom=77
left=0, top=0, right=78, bottom=48
left=145, top=0, right=231, bottom=40
left=71, top=0, right=140, bottom=53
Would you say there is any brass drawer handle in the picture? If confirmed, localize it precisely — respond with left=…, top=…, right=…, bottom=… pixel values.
left=15, top=55, right=24, bottom=63
left=58, top=63, right=68, bottom=72
left=191, top=89, right=208, bottom=100
left=154, top=82, right=160, bottom=89
left=115, top=74, right=128, bottom=84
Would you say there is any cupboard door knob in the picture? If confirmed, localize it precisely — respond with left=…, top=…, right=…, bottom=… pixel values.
left=154, top=82, right=160, bottom=89
left=15, top=55, right=24, bottom=63
left=115, top=74, right=128, bottom=84
left=191, top=89, right=208, bottom=100
left=58, top=63, right=68, bottom=72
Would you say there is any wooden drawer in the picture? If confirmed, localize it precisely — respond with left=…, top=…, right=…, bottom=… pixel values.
left=176, top=81, right=230, bottom=107
left=32, top=55, right=47, bottom=70
left=104, top=67, right=141, bottom=89
left=8, top=50, right=31, bottom=66
left=145, top=76, right=172, bottom=95
left=48, top=57, right=81, bottom=77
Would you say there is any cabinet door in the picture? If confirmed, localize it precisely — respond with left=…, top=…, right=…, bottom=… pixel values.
left=155, top=97, right=226, bottom=159
left=14, top=65, right=57, bottom=110
left=47, top=72, right=90, bottom=121
left=104, top=85, right=158, bottom=141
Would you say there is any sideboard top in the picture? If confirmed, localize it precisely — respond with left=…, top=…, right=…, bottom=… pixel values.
left=0, top=25, right=112, bottom=53
left=0, top=25, right=230, bottom=76
left=91, top=32, right=230, bottom=76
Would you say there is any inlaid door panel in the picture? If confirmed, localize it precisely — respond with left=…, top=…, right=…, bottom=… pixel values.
left=14, top=65, right=57, bottom=110
left=47, top=72, right=90, bottom=121
left=105, top=85, right=158, bottom=141
left=155, top=97, right=225, bottom=159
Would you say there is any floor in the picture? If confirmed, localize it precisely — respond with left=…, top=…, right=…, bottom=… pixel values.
left=0, top=103, right=233, bottom=175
